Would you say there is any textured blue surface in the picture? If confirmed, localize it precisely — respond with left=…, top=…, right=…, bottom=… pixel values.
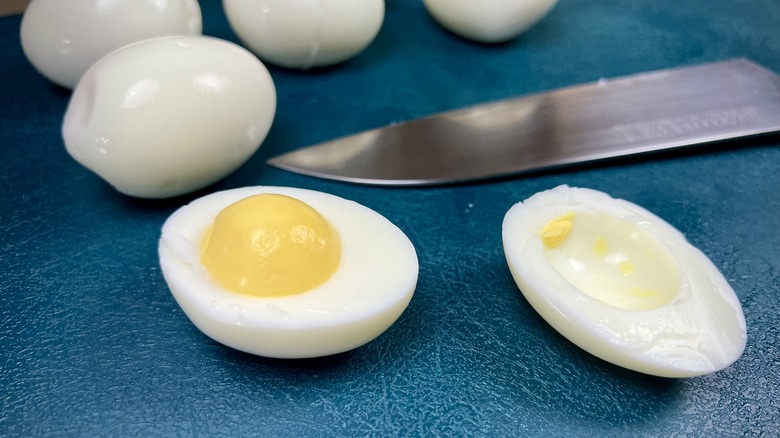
left=2, top=0, right=780, bottom=436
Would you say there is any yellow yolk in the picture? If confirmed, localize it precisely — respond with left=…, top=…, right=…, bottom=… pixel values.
left=540, top=213, right=574, bottom=248
left=200, top=194, right=341, bottom=296
left=618, top=261, right=635, bottom=276
left=593, top=236, right=609, bottom=257
left=540, top=211, right=680, bottom=311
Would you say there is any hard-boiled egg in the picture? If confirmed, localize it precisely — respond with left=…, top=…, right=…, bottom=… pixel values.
left=223, top=0, right=385, bottom=69
left=502, top=185, right=746, bottom=378
left=158, top=186, right=418, bottom=358
left=20, top=0, right=203, bottom=88
left=423, top=0, right=557, bottom=43
left=62, top=36, right=276, bottom=199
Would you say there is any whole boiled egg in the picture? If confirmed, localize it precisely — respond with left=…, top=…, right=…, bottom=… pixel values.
left=158, top=186, right=418, bottom=358
left=62, top=36, right=276, bottom=199
left=223, top=0, right=385, bottom=69
left=502, top=185, right=746, bottom=378
left=423, top=0, right=558, bottom=43
left=20, top=0, right=202, bottom=88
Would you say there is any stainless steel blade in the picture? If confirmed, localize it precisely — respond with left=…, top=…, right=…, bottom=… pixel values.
left=267, top=59, right=780, bottom=186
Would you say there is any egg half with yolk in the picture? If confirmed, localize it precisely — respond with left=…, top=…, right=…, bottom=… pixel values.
left=159, top=186, right=418, bottom=358
left=502, top=185, right=746, bottom=377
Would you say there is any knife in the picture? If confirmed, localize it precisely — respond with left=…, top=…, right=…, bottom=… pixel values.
left=267, top=59, right=780, bottom=186
left=0, top=0, right=29, bottom=17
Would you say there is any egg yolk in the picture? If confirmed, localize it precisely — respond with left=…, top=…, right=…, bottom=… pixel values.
left=540, top=211, right=681, bottom=311
left=540, top=212, right=574, bottom=248
left=200, top=194, right=341, bottom=296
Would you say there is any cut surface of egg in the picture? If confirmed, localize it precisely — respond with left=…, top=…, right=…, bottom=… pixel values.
left=223, top=0, right=385, bottom=69
left=159, top=186, right=418, bottom=358
left=62, top=36, right=276, bottom=199
left=423, top=0, right=558, bottom=43
left=20, top=0, right=203, bottom=88
left=502, top=185, right=746, bottom=378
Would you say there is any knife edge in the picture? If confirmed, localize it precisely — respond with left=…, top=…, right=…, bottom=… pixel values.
left=267, top=59, right=780, bottom=186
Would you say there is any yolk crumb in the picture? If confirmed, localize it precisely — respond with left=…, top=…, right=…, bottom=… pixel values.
left=593, top=236, right=609, bottom=257
left=540, top=212, right=575, bottom=248
left=618, top=261, right=635, bottom=276
left=200, top=194, right=341, bottom=296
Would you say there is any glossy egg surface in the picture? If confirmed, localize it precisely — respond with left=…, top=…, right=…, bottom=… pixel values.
left=223, top=0, right=385, bottom=69
left=62, top=36, right=276, bottom=199
left=423, top=0, right=557, bottom=43
left=21, top=0, right=202, bottom=88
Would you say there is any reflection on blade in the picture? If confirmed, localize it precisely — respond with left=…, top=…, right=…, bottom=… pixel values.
left=267, top=59, right=780, bottom=186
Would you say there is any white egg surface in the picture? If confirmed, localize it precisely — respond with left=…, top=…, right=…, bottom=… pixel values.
left=502, top=185, right=746, bottom=377
left=423, top=0, right=558, bottom=43
left=20, top=0, right=203, bottom=88
left=223, top=0, right=385, bottom=69
left=62, top=36, right=276, bottom=199
left=158, top=186, right=418, bottom=358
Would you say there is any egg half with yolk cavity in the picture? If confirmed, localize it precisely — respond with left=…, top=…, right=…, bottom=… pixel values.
left=159, top=186, right=418, bottom=358
left=502, top=185, right=746, bottom=378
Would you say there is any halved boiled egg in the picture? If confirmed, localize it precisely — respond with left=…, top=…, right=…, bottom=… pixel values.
left=158, top=186, right=418, bottom=358
left=502, top=185, right=746, bottom=377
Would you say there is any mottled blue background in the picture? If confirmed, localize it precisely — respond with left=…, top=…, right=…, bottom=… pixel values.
left=2, top=0, right=779, bottom=436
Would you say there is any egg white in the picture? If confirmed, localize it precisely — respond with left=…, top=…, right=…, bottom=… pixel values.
left=21, top=0, right=202, bottom=88
left=423, top=0, right=558, bottom=43
left=502, top=185, right=747, bottom=377
left=223, top=0, right=385, bottom=69
left=159, top=186, right=418, bottom=358
left=62, top=36, right=276, bottom=199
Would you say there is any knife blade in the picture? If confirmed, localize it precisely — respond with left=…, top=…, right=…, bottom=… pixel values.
left=267, top=59, right=780, bottom=186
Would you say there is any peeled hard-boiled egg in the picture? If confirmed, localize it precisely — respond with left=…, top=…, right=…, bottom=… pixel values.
left=62, top=36, right=276, bottom=199
left=423, top=0, right=557, bottom=43
left=158, top=186, right=418, bottom=358
left=502, top=185, right=746, bottom=378
left=223, top=0, right=385, bottom=69
left=20, top=0, right=202, bottom=88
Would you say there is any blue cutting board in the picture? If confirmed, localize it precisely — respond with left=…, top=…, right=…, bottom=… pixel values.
left=2, top=0, right=778, bottom=435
